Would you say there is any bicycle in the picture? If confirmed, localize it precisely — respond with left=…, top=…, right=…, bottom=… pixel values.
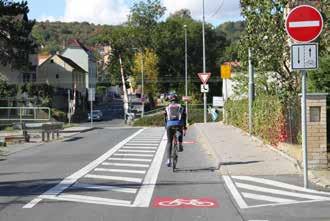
left=171, top=126, right=181, bottom=172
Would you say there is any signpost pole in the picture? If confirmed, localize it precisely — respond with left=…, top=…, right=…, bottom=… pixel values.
left=248, top=48, right=254, bottom=136
left=184, top=24, right=188, bottom=126
left=202, top=0, right=207, bottom=123
left=90, top=89, right=93, bottom=128
left=68, top=89, right=71, bottom=126
left=301, top=70, right=308, bottom=188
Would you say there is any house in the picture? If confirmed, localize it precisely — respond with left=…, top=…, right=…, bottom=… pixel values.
left=37, top=54, right=86, bottom=110
left=0, top=55, right=38, bottom=85
left=62, top=39, right=97, bottom=90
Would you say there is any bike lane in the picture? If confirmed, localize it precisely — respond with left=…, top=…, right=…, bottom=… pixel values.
left=147, top=127, right=244, bottom=221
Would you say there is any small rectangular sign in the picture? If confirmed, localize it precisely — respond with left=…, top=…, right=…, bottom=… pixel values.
left=201, top=84, right=209, bottom=93
left=213, top=96, right=224, bottom=107
left=221, top=64, right=231, bottom=79
left=88, top=88, right=95, bottom=101
left=291, top=43, right=318, bottom=70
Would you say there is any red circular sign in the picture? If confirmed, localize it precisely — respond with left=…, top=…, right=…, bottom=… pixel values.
left=285, top=5, right=323, bottom=43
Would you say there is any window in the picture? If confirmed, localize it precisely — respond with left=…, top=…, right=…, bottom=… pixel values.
left=310, top=106, right=321, bottom=122
left=23, top=73, right=30, bottom=83
left=56, top=74, right=59, bottom=79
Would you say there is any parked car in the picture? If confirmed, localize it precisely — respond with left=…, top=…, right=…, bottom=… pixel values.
left=88, top=110, right=103, bottom=121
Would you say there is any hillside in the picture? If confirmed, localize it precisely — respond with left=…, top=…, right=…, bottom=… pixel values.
left=32, top=21, right=114, bottom=54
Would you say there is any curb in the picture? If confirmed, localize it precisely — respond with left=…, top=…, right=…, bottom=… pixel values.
left=192, top=124, right=229, bottom=176
left=60, top=127, right=97, bottom=134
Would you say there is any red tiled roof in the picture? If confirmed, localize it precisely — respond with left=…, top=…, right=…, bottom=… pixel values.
left=67, top=38, right=90, bottom=53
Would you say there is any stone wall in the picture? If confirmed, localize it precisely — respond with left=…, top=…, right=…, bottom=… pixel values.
left=306, top=94, right=328, bottom=170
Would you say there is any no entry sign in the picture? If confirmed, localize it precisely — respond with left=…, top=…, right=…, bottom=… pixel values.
left=285, top=5, right=323, bottom=43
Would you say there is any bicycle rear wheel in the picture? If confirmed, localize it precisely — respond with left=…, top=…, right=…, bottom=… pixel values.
left=172, top=144, right=178, bottom=172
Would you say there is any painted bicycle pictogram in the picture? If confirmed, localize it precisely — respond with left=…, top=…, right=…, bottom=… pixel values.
left=158, top=198, right=215, bottom=207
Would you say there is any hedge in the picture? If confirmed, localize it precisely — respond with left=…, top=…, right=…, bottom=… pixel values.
left=225, top=95, right=286, bottom=145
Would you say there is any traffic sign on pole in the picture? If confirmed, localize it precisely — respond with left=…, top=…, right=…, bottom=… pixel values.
left=291, top=43, right=318, bottom=70
left=221, top=64, right=231, bottom=79
left=198, top=72, right=211, bottom=84
left=285, top=5, right=323, bottom=43
left=200, top=84, right=209, bottom=93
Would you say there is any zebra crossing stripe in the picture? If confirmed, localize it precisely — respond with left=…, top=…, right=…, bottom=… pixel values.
left=102, top=162, right=149, bottom=168
left=241, top=192, right=297, bottom=203
left=232, top=176, right=330, bottom=196
left=236, top=182, right=330, bottom=200
left=95, top=168, right=146, bottom=174
left=72, top=183, right=137, bottom=194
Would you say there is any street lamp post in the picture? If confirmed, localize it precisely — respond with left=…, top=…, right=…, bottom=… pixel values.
left=184, top=24, right=188, bottom=126
left=202, top=0, right=207, bottom=123
left=141, top=53, right=145, bottom=118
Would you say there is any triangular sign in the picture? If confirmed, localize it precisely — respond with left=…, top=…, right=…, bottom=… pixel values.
left=198, top=73, right=211, bottom=84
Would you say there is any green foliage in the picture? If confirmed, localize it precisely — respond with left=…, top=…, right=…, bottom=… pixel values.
left=239, top=0, right=300, bottom=101
left=225, top=96, right=285, bottom=145
left=308, top=54, right=330, bottom=93
left=133, top=113, right=164, bottom=127
left=51, top=109, right=67, bottom=122
left=0, top=79, right=17, bottom=97
left=23, top=83, right=54, bottom=107
left=0, top=0, right=36, bottom=68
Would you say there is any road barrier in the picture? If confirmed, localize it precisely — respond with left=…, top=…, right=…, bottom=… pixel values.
left=0, top=107, right=51, bottom=123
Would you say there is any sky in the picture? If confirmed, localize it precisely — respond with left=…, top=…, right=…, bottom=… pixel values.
left=26, top=0, right=243, bottom=26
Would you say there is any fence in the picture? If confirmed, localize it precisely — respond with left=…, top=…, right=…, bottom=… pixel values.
left=0, top=107, right=51, bottom=124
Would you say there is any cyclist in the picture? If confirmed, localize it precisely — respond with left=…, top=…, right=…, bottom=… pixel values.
left=164, top=94, right=187, bottom=167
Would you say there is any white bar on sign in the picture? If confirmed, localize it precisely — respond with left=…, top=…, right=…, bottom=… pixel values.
left=289, top=21, right=320, bottom=28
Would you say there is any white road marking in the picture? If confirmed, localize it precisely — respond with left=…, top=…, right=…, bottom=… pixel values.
left=95, top=168, right=146, bottom=174
left=23, top=129, right=144, bottom=209
left=85, top=174, right=142, bottom=183
left=41, top=194, right=132, bottom=207
left=118, top=150, right=156, bottom=153
left=223, top=176, right=248, bottom=209
left=289, top=21, right=320, bottom=28
left=232, top=176, right=330, bottom=196
left=113, top=153, right=154, bottom=157
left=236, top=182, right=330, bottom=200
left=242, top=192, right=297, bottom=203
left=122, top=146, right=157, bottom=150
left=133, top=132, right=167, bottom=207
left=72, top=183, right=137, bottom=194
left=102, top=162, right=149, bottom=168
left=125, top=144, right=158, bottom=146
left=108, top=157, right=152, bottom=162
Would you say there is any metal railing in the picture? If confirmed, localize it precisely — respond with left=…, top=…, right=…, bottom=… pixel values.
left=0, top=107, right=51, bottom=123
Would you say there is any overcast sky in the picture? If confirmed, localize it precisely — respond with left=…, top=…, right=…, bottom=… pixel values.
left=27, top=0, right=243, bottom=26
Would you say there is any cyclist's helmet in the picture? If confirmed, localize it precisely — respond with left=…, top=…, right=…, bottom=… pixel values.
left=169, top=94, right=178, bottom=102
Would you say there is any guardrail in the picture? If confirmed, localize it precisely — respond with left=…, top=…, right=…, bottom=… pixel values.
left=0, top=107, right=51, bottom=122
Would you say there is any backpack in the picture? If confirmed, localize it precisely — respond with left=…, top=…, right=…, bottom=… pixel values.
left=166, top=104, right=182, bottom=121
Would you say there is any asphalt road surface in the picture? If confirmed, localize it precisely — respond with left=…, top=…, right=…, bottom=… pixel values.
left=0, top=127, right=329, bottom=221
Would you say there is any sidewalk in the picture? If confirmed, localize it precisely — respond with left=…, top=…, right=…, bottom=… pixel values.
left=193, top=122, right=300, bottom=176
left=0, top=126, right=95, bottom=156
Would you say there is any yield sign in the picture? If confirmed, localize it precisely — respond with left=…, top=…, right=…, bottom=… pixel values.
left=285, top=5, right=323, bottom=43
left=198, top=72, right=211, bottom=84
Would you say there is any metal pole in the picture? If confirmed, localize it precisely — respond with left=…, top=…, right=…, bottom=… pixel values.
left=119, top=55, right=129, bottom=123
left=301, top=70, right=308, bottom=188
left=248, top=48, right=254, bottom=135
left=68, top=89, right=71, bottom=126
left=202, top=0, right=207, bottom=123
left=90, top=89, right=93, bottom=128
left=184, top=25, right=188, bottom=125
left=141, top=52, right=145, bottom=118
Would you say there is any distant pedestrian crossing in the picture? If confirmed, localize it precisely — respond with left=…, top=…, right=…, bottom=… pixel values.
left=223, top=175, right=330, bottom=209
left=24, top=128, right=166, bottom=208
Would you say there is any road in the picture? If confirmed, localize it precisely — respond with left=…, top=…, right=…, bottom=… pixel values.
left=0, top=127, right=329, bottom=221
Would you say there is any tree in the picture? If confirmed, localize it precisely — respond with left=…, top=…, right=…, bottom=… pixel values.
left=131, top=49, right=159, bottom=98
left=239, top=0, right=300, bottom=101
left=0, top=0, right=35, bottom=68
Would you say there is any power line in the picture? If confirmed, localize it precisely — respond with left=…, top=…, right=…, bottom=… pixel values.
left=208, top=0, right=224, bottom=18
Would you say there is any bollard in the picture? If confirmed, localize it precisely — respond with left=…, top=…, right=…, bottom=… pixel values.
left=56, top=130, right=59, bottom=139
left=52, top=131, right=55, bottom=140
left=42, top=131, right=45, bottom=142
left=47, top=131, right=50, bottom=142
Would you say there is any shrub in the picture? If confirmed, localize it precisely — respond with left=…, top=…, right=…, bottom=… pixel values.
left=225, top=96, right=286, bottom=145
left=51, top=109, right=67, bottom=122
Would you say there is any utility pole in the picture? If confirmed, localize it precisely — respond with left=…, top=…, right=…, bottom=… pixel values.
left=184, top=24, right=188, bottom=126
left=119, top=55, right=129, bottom=123
left=202, top=0, right=207, bottom=123
left=68, top=89, right=71, bottom=126
left=248, top=48, right=254, bottom=135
